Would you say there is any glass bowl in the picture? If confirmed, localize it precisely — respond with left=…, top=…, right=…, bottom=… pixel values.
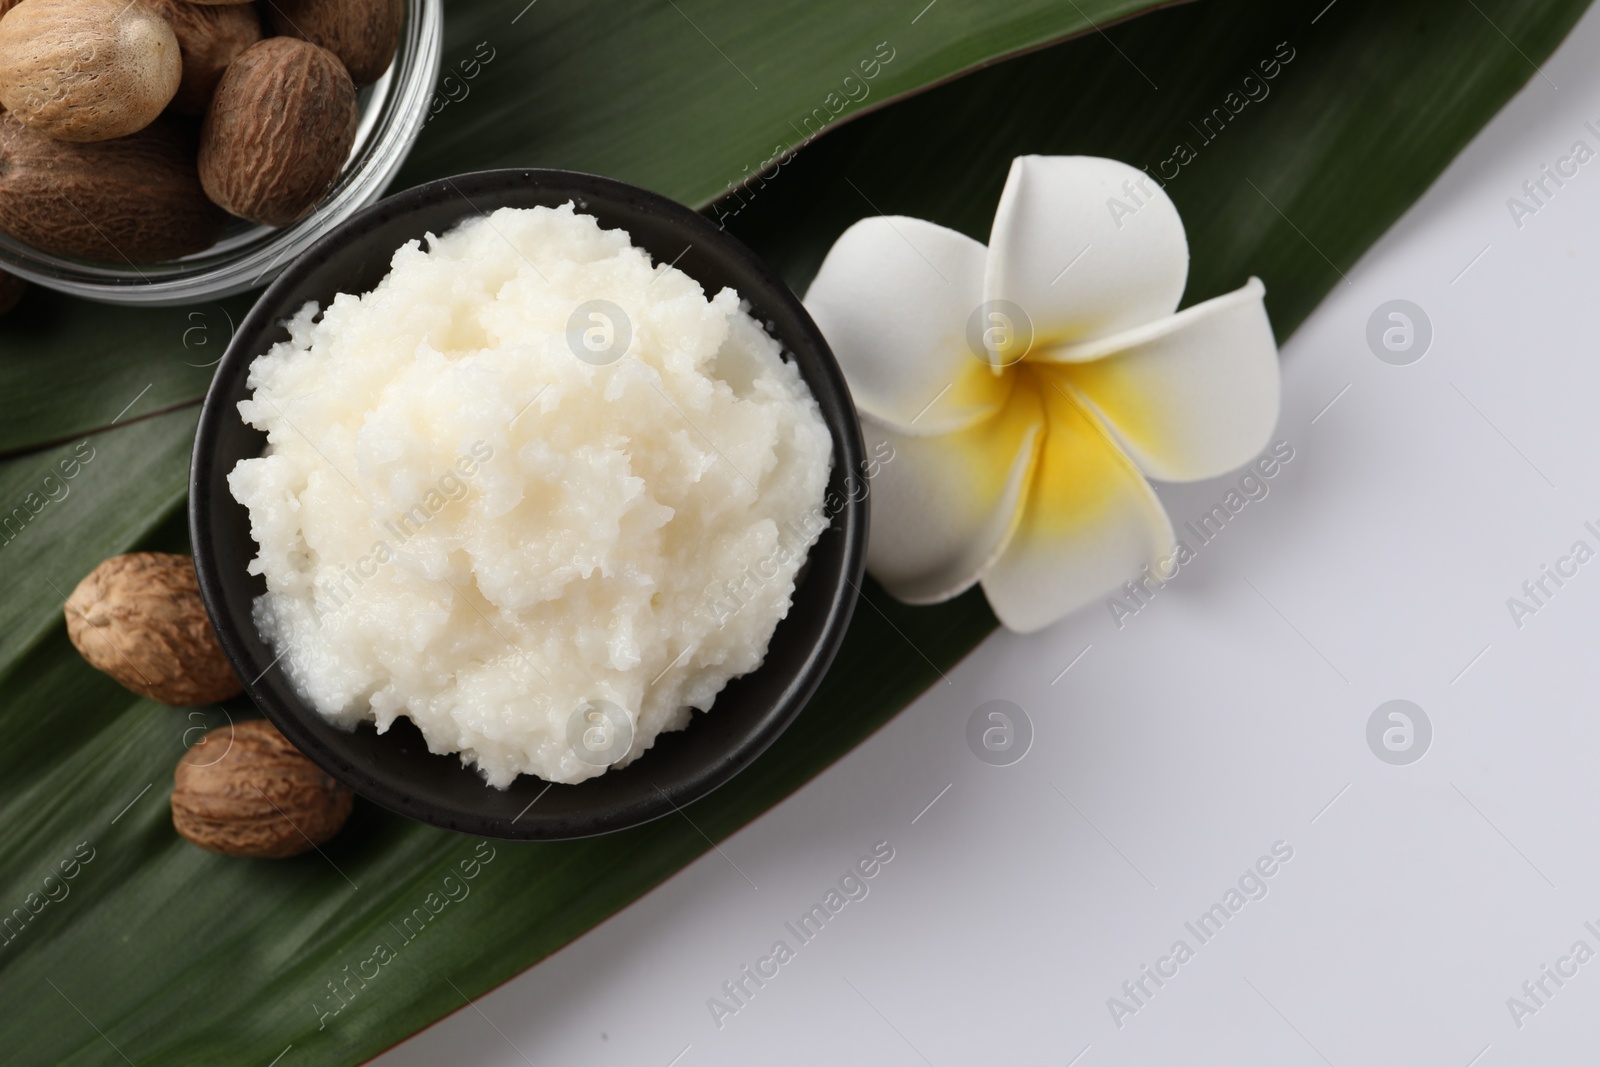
left=0, top=0, right=443, bottom=307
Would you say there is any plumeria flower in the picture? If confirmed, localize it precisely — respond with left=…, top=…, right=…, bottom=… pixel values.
left=803, top=155, right=1281, bottom=632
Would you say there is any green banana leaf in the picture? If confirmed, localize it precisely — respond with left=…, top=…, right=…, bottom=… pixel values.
left=0, top=0, right=1177, bottom=457
left=0, top=0, right=1590, bottom=1062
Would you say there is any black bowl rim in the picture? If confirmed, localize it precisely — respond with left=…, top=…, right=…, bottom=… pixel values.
left=190, top=167, right=867, bottom=840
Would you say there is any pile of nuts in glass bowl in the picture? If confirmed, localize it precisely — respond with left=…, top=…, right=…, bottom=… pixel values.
left=0, top=0, right=402, bottom=269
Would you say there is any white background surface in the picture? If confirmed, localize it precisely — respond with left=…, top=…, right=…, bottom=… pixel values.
left=376, top=7, right=1600, bottom=1065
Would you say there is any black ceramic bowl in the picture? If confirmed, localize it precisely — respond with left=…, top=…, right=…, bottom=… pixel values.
left=191, top=169, right=867, bottom=840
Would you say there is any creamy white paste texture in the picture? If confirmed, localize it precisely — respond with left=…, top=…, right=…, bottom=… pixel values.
left=228, top=204, right=832, bottom=787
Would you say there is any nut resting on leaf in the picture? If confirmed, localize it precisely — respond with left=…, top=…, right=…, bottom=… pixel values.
left=172, top=719, right=354, bottom=858
left=0, top=0, right=182, bottom=142
left=65, top=552, right=242, bottom=705
left=198, top=36, right=358, bottom=227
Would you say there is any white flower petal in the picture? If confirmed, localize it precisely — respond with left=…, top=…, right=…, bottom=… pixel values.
left=981, top=372, right=1174, bottom=633
left=986, top=156, right=1189, bottom=351
left=805, top=216, right=1009, bottom=435
left=863, top=384, right=1045, bottom=603
left=1041, top=278, right=1280, bottom=482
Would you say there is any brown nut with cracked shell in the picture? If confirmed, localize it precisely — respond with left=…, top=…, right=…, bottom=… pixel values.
left=172, top=719, right=355, bottom=858
left=264, top=0, right=402, bottom=87
left=139, top=0, right=261, bottom=115
left=199, top=37, right=357, bottom=227
left=65, top=552, right=242, bottom=706
left=0, top=113, right=227, bottom=261
left=0, top=0, right=182, bottom=142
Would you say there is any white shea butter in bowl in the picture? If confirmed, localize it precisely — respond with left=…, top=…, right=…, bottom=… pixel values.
left=227, top=204, right=833, bottom=787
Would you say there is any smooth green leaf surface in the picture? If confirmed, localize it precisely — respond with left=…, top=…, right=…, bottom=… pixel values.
left=0, top=0, right=1590, bottom=1063
left=0, top=0, right=1174, bottom=455
left=0, top=410, right=197, bottom=666
left=399, top=0, right=1189, bottom=203
left=0, top=296, right=249, bottom=460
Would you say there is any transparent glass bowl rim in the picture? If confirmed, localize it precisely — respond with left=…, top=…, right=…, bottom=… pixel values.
left=0, top=0, right=443, bottom=308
